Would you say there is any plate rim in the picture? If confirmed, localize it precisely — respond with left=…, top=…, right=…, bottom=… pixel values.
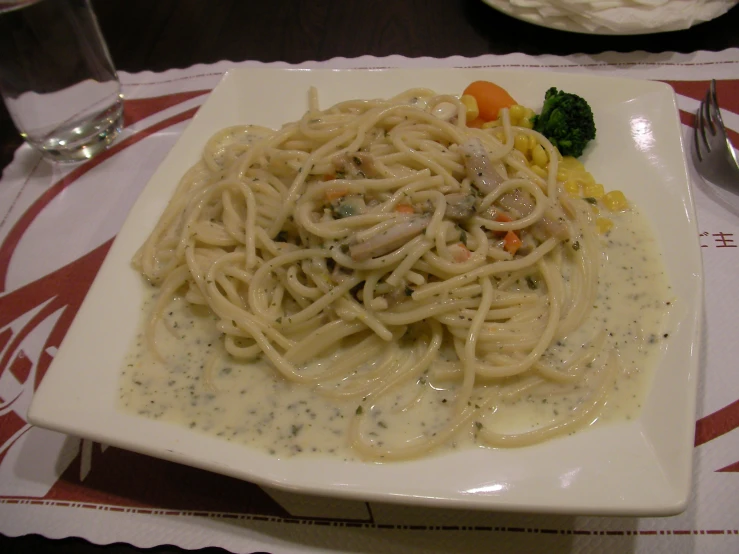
left=28, top=66, right=703, bottom=516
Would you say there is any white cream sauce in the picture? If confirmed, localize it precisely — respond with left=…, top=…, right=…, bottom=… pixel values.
left=119, top=207, right=673, bottom=460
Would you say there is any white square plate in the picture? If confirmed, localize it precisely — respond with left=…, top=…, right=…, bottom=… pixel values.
left=28, top=67, right=702, bottom=515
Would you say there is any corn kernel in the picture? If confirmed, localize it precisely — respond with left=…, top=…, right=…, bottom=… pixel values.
left=482, top=120, right=500, bottom=129
left=559, top=156, right=585, bottom=172
left=574, top=171, right=596, bottom=186
left=556, top=169, right=569, bottom=182
left=514, top=134, right=529, bottom=154
left=603, top=190, right=629, bottom=211
left=530, top=165, right=548, bottom=179
left=563, top=179, right=580, bottom=194
left=528, top=135, right=538, bottom=151
left=532, top=144, right=548, bottom=168
left=582, top=182, right=605, bottom=198
left=590, top=204, right=600, bottom=215
left=518, top=117, right=534, bottom=129
left=509, top=104, right=526, bottom=122
left=460, top=95, right=479, bottom=122
left=596, top=217, right=614, bottom=234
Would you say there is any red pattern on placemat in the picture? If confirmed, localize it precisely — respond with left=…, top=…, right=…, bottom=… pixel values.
left=695, top=399, right=739, bottom=447
left=7, top=349, right=31, bottom=383
left=123, top=90, right=210, bottom=127
left=0, top=410, right=30, bottom=467
left=663, top=79, right=739, bottom=116
left=0, top=95, right=204, bottom=501
left=0, top=105, right=200, bottom=293
left=680, top=110, right=739, bottom=147
left=0, top=239, right=113, bottom=388
left=718, top=460, right=739, bottom=473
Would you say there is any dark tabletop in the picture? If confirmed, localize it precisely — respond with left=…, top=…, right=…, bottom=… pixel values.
left=1, top=0, right=738, bottom=552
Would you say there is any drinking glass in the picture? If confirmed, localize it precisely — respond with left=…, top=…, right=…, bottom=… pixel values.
left=0, top=0, right=123, bottom=163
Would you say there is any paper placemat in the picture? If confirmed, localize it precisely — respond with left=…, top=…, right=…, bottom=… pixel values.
left=1, top=49, right=739, bottom=554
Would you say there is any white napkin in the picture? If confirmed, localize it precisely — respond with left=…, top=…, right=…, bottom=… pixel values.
left=493, top=0, right=736, bottom=34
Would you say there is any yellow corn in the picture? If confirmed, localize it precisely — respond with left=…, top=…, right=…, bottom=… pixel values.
left=582, top=182, right=605, bottom=198
left=556, top=169, right=569, bottom=182
left=596, top=217, right=614, bottom=234
left=518, top=117, right=534, bottom=129
left=523, top=107, right=535, bottom=120
left=603, top=190, right=629, bottom=211
left=590, top=204, right=600, bottom=215
left=563, top=179, right=580, bottom=195
left=514, top=134, right=529, bottom=154
left=460, top=95, right=479, bottom=122
left=532, top=144, right=548, bottom=168
left=573, top=171, right=596, bottom=186
left=528, top=135, right=538, bottom=151
left=482, top=120, right=500, bottom=129
left=530, top=165, right=548, bottom=179
left=559, top=156, right=585, bottom=172
left=509, top=104, right=525, bottom=123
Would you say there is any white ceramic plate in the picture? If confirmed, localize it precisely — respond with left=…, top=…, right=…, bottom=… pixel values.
left=481, top=0, right=732, bottom=35
left=28, top=67, right=702, bottom=515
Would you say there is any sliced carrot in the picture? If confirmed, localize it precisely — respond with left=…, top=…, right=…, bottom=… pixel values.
left=503, top=231, right=522, bottom=255
left=395, top=203, right=415, bottom=214
left=463, top=81, right=517, bottom=122
left=466, top=117, right=486, bottom=129
left=325, top=187, right=348, bottom=201
left=492, top=212, right=514, bottom=236
left=450, top=242, right=471, bottom=262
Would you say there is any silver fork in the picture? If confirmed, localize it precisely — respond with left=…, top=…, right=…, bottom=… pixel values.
left=693, top=79, right=739, bottom=189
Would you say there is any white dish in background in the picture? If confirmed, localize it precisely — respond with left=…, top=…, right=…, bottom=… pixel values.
left=28, top=67, right=702, bottom=515
left=481, top=0, right=734, bottom=35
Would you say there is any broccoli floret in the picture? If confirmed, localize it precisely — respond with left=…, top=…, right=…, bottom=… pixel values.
left=532, top=87, right=596, bottom=158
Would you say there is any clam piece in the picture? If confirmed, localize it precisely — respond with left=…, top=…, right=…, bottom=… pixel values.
left=349, top=217, right=430, bottom=261
left=460, top=138, right=505, bottom=195
left=444, top=193, right=477, bottom=221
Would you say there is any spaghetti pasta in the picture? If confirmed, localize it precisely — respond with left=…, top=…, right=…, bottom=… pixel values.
left=131, top=87, right=654, bottom=460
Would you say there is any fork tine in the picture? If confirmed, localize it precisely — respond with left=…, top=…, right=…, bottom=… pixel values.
left=695, top=94, right=710, bottom=161
left=693, top=79, right=739, bottom=188
left=705, top=80, right=718, bottom=135
left=694, top=103, right=704, bottom=161
left=708, top=79, right=727, bottom=132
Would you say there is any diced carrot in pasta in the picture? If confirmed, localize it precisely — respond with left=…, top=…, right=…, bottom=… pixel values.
left=463, top=81, right=517, bottom=121
left=395, top=203, right=415, bottom=214
left=503, top=231, right=522, bottom=255
left=325, top=187, right=348, bottom=201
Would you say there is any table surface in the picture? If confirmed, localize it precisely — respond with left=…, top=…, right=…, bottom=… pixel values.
left=1, top=0, right=738, bottom=552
